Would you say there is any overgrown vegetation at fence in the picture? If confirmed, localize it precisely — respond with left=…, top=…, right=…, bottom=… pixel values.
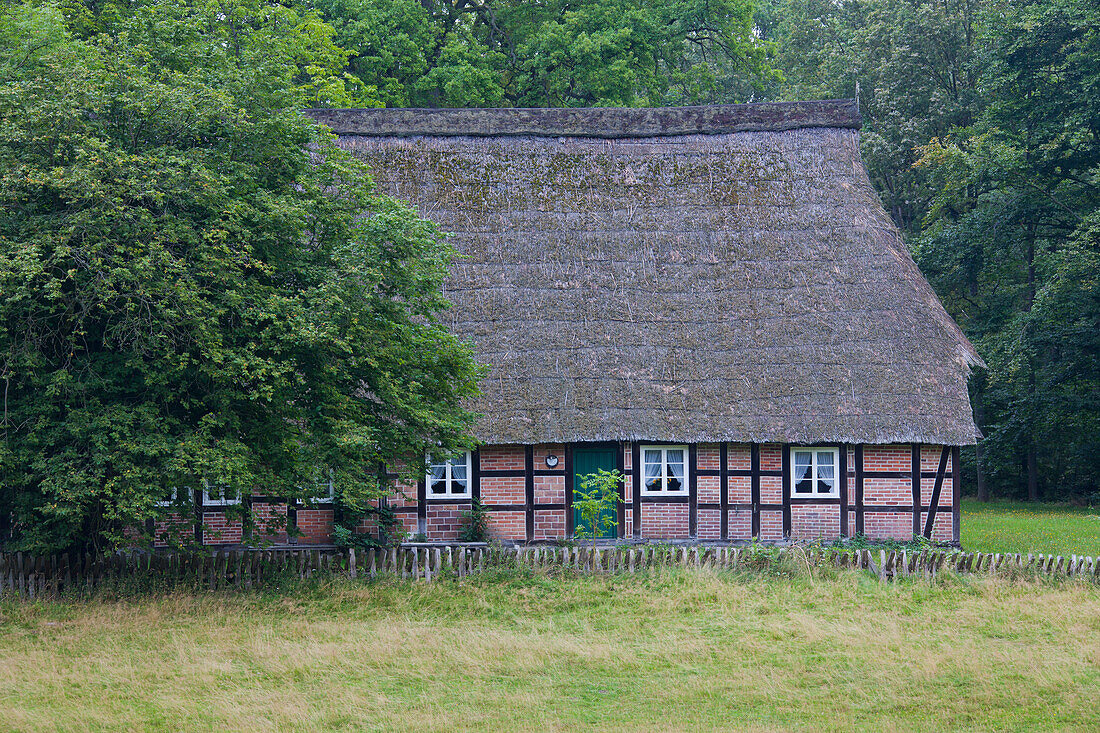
left=2, top=544, right=1097, bottom=600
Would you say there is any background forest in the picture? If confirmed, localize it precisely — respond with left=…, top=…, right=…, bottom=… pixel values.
left=1, top=0, right=1096, bottom=555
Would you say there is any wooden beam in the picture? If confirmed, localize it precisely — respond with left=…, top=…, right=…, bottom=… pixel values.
left=923, top=446, right=951, bottom=538
left=750, top=444, right=761, bottom=539
left=782, top=445, right=792, bottom=537
left=524, top=445, right=534, bottom=542
left=616, top=443, right=626, bottom=539
left=688, top=444, right=698, bottom=539
left=416, top=478, right=426, bottom=536
left=719, top=442, right=729, bottom=541
left=911, top=444, right=921, bottom=538
left=855, top=445, right=865, bottom=536
left=471, top=448, right=481, bottom=502
left=839, top=443, right=849, bottom=537
left=631, top=443, right=641, bottom=538
left=564, top=445, right=574, bottom=538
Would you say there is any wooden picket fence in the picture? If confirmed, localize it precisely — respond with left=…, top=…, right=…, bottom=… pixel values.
left=1, top=545, right=1097, bottom=599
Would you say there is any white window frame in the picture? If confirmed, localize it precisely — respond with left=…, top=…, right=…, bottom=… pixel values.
left=789, top=446, right=840, bottom=498
left=157, top=487, right=185, bottom=508
left=201, top=480, right=241, bottom=506
left=426, top=451, right=472, bottom=499
left=307, top=471, right=335, bottom=504
left=639, top=445, right=690, bottom=496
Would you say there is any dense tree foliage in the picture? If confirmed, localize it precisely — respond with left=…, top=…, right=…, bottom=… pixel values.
left=913, top=0, right=1099, bottom=502
left=765, top=0, right=1098, bottom=502
left=309, top=0, right=781, bottom=107
left=0, top=0, right=481, bottom=552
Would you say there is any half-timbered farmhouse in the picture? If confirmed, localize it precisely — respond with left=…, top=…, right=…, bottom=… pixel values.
left=168, top=100, right=982, bottom=547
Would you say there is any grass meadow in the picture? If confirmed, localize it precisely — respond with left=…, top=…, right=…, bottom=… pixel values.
left=2, top=567, right=1099, bottom=732
left=2, top=500, right=1098, bottom=732
left=962, top=499, right=1100, bottom=555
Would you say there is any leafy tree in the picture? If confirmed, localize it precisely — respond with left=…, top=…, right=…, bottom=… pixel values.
left=310, top=0, right=780, bottom=108
left=914, top=0, right=1100, bottom=501
left=762, top=0, right=987, bottom=235
left=0, top=1, right=482, bottom=552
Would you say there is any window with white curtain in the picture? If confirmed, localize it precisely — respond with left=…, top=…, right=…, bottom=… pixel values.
left=791, top=447, right=839, bottom=497
left=640, top=445, right=688, bottom=495
left=427, top=452, right=472, bottom=498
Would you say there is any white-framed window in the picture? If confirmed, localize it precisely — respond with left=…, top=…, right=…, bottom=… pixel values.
left=202, top=480, right=241, bottom=506
left=640, top=445, right=688, bottom=495
left=307, top=471, right=335, bottom=504
left=157, top=487, right=188, bottom=508
left=791, top=447, right=839, bottom=497
left=427, top=451, right=472, bottom=499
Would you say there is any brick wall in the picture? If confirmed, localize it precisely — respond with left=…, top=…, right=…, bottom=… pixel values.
left=486, top=510, right=526, bottom=540
left=791, top=505, right=841, bottom=541
left=641, top=504, right=689, bottom=538
left=697, top=508, right=721, bottom=540
left=479, top=445, right=525, bottom=470
left=154, top=513, right=194, bottom=548
left=296, top=508, right=334, bottom=544
left=534, top=509, right=566, bottom=540
left=426, top=505, right=464, bottom=541
left=252, top=502, right=288, bottom=544
left=202, top=512, right=243, bottom=545
left=176, top=441, right=959, bottom=545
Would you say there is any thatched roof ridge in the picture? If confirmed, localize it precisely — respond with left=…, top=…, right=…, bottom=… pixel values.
left=307, top=102, right=982, bottom=446
left=304, top=100, right=860, bottom=138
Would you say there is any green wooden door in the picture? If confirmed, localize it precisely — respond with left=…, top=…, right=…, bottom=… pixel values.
left=572, top=446, right=619, bottom=539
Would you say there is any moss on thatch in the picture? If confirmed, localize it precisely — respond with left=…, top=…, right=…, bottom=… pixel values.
left=305, top=101, right=982, bottom=446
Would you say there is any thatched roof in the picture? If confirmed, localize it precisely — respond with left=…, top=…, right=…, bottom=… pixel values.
left=305, top=100, right=982, bottom=446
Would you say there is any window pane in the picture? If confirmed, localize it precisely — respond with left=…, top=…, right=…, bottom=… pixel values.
left=644, top=459, right=662, bottom=490
left=451, top=479, right=468, bottom=495
left=794, top=451, right=812, bottom=468
left=816, top=453, right=835, bottom=494
left=644, top=449, right=662, bottom=465
left=431, top=480, right=447, bottom=494
left=667, top=455, right=684, bottom=492
left=451, top=464, right=467, bottom=481
left=793, top=461, right=812, bottom=493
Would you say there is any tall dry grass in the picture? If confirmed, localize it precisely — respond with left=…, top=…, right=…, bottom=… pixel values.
left=1, top=569, right=1097, bottom=731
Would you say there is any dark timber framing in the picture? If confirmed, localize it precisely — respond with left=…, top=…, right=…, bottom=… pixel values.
left=471, top=448, right=481, bottom=502
left=719, top=443, right=729, bottom=540
left=524, top=446, right=535, bottom=541
left=185, top=442, right=967, bottom=548
left=688, top=444, right=698, bottom=538
left=839, top=443, right=849, bottom=537
left=923, top=445, right=950, bottom=538
left=416, top=479, right=427, bottom=535
left=616, top=444, right=626, bottom=539
left=750, top=444, right=761, bottom=538
left=855, top=445, right=865, bottom=536
left=631, top=442, right=641, bottom=538
left=911, top=443, right=922, bottom=537
left=564, top=445, right=575, bottom=537
left=781, top=445, right=792, bottom=536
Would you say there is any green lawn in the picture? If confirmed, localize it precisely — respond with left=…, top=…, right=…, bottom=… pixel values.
left=962, top=498, right=1100, bottom=555
left=2, top=570, right=1098, bottom=731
